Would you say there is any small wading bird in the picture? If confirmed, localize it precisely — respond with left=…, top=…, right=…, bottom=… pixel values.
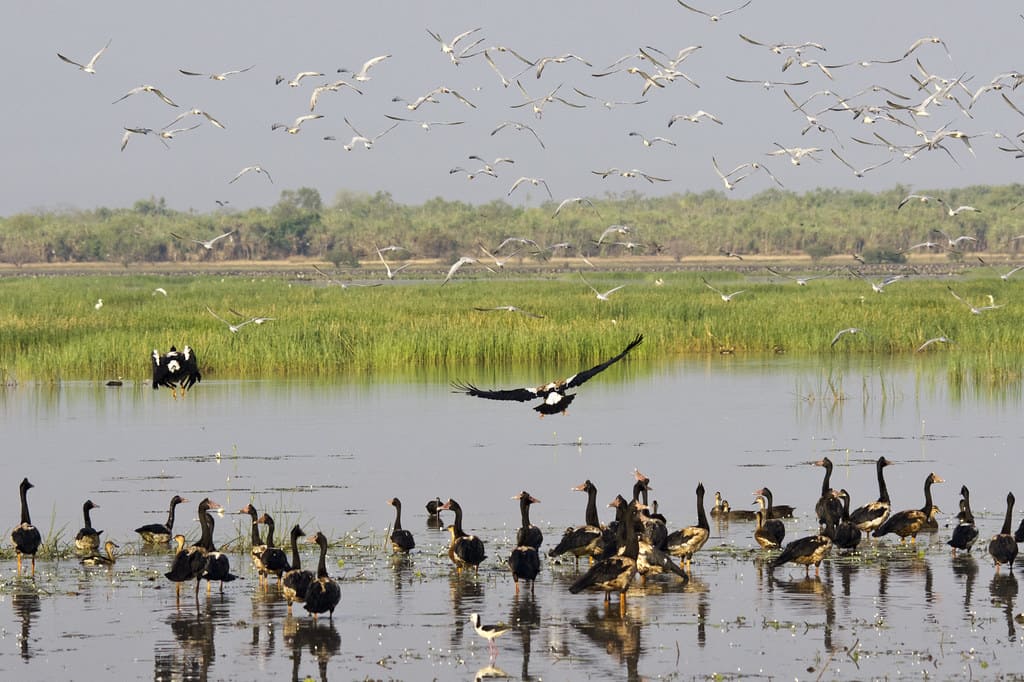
left=452, top=334, right=642, bottom=415
left=152, top=345, right=201, bottom=398
left=470, top=613, right=510, bottom=660
left=57, top=39, right=112, bottom=74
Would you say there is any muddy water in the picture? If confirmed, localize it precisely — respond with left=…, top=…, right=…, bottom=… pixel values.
left=1, top=359, right=1022, bottom=680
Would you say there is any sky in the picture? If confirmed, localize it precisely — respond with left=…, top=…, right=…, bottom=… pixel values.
left=4, top=1, right=1023, bottom=216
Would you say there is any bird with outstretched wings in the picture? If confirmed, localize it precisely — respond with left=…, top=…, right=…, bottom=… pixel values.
left=452, top=334, right=643, bottom=415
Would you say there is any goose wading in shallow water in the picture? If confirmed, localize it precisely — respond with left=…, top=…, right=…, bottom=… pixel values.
left=451, top=334, right=643, bottom=415
left=849, top=457, right=893, bottom=534
left=11, top=478, right=42, bottom=575
left=989, top=492, right=1018, bottom=572
left=135, top=494, right=188, bottom=544
left=304, top=531, right=341, bottom=620
left=282, top=525, right=315, bottom=612
left=569, top=497, right=640, bottom=605
left=74, top=500, right=102, bottom=552
left=873, top=472, right=943, bottom=544
left=388, top=498, right=415, bottom=553
left=441, top=499, right=486, bottom=573
left=548, top=480, right=609, bottom=568
left=948, top=486, right=979, bottom=556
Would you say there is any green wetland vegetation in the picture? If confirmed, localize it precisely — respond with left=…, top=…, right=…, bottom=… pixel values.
left=2, top=270, right=1023, bottom=389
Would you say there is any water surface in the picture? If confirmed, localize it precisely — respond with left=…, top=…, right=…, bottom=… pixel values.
left=1, top=359, right=1022, bottom=680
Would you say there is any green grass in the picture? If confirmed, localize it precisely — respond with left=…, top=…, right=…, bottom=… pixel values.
left=1, top=271, right=1022, bottom=385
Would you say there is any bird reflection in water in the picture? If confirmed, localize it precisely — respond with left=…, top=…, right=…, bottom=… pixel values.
left=509, top=590, right=540, bottom=680
left=951, top=554, right=979, bottom=624
left=573, top=604, right=642, bottom=681
left=249, top=584, right=288, bottom=664
left=11, top=587, right=40, bottom=661
left=155, top=592, right=230, bottom=681
left=989, top=572, right=1019, bottom=640
left=448, top=572, right=484, bottom=649
left=284, top=614, right=340, bottom=682
left=767, top=562, right=836, bottom=653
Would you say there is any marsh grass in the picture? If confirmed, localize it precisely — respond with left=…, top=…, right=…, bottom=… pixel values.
left=2, top=273, right=1023, bottom=385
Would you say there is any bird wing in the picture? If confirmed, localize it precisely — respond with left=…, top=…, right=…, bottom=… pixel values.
left=563, top=334, right=643, bottom=390
left=451, top=382, right=539, bottom=402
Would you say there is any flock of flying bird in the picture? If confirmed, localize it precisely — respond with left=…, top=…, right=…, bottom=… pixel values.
left=50, top=4, right=1024, bottom=216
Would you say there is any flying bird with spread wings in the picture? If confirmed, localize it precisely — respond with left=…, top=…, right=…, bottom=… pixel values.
left=452, top=335, right=643, bottom=416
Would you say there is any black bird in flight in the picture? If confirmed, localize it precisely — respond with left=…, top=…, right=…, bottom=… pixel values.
left=451, top=334, right=643, bottom=415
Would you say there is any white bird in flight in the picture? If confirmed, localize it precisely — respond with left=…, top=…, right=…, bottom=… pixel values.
left=579, top=272, right=626, bottom=301
left=441, top=256, right=494, bottom=286
left=473, top=305, right=544, bottom=318
left=507, top=176, right=553, bottom=199
left=375, top=246, right=411, bottom=280
left=426, top=27, right=482, bottom=65
left=675, top=0, right=752, bottom=21
left=948, top=287, right=1002, bottom=315
left=207, top=307, right=254, bottom=334
left=271, top=114, right=324, bottom=134
left=276, top=71, right=324, bottom=87
left=163, top=108, right=225, bottom=130
left=830, top=327, right=864, bottom=348
left=668, top=110, right=723, bottom=126
left=701, top=277, right=745, bottom=302
left=178, top=65, right=254, bottom=80
left=552, top=197, right=600, bottom=218
left=916, top=336, right=952, bottom=353
left=229, top=165, right=273, bottom=184
left=112, top=85, right=178, bottom=107
left=337, top=54, right=391, bottom=81
left=171, top=230, right=234, bottom=250
left=57, top=39, right=111, bottom=74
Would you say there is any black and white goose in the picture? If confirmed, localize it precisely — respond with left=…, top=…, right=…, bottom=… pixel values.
left=452, top=334, right=643, bottom=415
left=151, top=346, right=201, bottom=398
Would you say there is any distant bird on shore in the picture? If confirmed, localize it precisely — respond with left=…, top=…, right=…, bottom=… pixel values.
left=57, top=39, right=111, bottom=74
left=452, top=334, right=642, bottom=415
left=151, top=345, right=201, bottom=398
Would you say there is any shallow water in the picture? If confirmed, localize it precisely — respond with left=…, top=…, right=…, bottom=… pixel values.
left=1, top=359, right=1023, bottom=680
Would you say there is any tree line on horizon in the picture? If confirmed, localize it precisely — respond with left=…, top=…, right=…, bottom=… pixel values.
left=1, top=184, right=1022, bottom=267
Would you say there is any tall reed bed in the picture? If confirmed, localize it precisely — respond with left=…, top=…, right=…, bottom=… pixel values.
left=1, top=272, right=1022, bottom=383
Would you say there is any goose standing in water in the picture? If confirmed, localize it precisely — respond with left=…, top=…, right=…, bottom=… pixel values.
left=772, top=515, right=835, bottom=576
left=813, top=458, right=843, bottom=529
left=304, top=531, right=341, bottom=620
left=988, top=492, right=1018, bottom=572
left=74, top=500, right=102, bottom=552
left=752, top=489, right=786, bottom=549
left=665, top=482, right=710, bottom=573
left=948, top=486, right=979, bottom=555
left=257, top=513, right=291, bottom=586
left=198, top=500, right=237, bottom=593
left=388, top=498, right=415, bottom=553
left=282, top=525, right=314, bottom=612
left=164, top=534, right=206, bottom=599
left=508, top=492, right=542, bottom=593
left=832, top=489, right=863, bottom=551
left=569, top=497, right=640, bottom=605
left=135, top=494, right=188, bottom=545
left=239, top=503, right=268, bottom=583
left=873, top=473, right=943, bottom=543
left=441, top=499, right=486, bottom=573
left=849, top=457, right=893, bottom=534
left=11, top=478, right=42, bottom=575
left=548, top=480, right=607, bottom=567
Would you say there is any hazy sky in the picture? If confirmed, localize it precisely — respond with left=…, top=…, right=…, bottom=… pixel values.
left=5, top=1, right=1023, bottom=216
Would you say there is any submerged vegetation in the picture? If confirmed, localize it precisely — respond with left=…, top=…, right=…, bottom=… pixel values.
left=1, top=272, right=1023, bottom=387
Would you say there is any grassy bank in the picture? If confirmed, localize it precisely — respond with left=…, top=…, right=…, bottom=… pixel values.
left=1, top=270, right=1022, bottom=383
